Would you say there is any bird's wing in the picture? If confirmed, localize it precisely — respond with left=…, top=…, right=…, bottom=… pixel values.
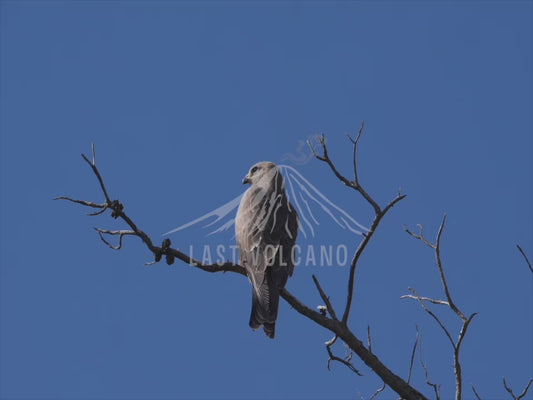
left=268, top=198, right=299, bottom=293
left=236, top=186, right=284, bottom=278
left=281, top=199, right=299, bottom=277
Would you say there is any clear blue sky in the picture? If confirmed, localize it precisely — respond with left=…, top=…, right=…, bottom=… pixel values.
left=1, top=1, right=532, bottom=399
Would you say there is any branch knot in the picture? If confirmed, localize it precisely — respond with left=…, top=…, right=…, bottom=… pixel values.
left=154, top=238, right=172, bottom=263
left=109, top=200, right=124, bottom=219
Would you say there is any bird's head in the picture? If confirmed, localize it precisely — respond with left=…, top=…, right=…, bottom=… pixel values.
left=242, top=161, right=278, bottom=186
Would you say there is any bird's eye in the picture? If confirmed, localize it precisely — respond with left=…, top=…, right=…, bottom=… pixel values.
left=251, top=166, right=258, bottom=174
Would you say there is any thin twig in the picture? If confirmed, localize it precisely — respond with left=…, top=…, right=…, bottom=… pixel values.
left=407, top=287, right=455, bottom=348
left=343, top=192, right=405, bottom=324
left=405, top=216, right=477, bottom=400
left=88, top=206, right=109, bottom=216
left=346, top=121, right=365, bottom=186
left=312, top=275, right=338, bottom=320
left=503, top=377, right=533, bottom=400
left=407, top=326, right=421, bottom=384
left=418, top=331, right=440, bottom=400
left=325, top=335, right=363, bottom=376
left=517, top=245, right=533, bottom=274
left=403, top=224, right=436, bottom=249
left=471, top=384, right=483, bottom=400
left=81, top=146, right=111, bottom=203
left=434, top=215, right=466, bottom=322
left=308, top=131, right=381, bottom=214
left=368, top=382, right=386, bottom=400
left=54, top=196, right=106, bottom=211
left=400, top=295, right=449, bottom=306
left=95, top=228, right=136, bottom=250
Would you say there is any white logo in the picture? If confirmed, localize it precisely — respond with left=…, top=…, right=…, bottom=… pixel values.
left=164, top=138, right=368, bottom=239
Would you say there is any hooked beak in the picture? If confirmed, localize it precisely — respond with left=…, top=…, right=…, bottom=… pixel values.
left=242, top=175, right=251, bottom=185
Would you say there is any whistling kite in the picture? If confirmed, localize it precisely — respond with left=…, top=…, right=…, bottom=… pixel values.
left=235, top=161, right=299, bottom=338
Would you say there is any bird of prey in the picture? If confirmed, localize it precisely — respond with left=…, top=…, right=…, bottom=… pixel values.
left=235, top=161, right=299, bottom=339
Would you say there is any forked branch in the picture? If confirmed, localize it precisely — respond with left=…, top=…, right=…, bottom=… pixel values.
left=307, top=125, right=416, bottom=388
left=325, top=335, right=362, bottom=376
left=367, top=382, right=386, bottom=400
left=308, top=123, right=406, bottom=325
left=404, top=216, right=478, bottom=400
left=418, top=330, right=441, bottom=400
left=503, top=377, right=533, bottom=400
left=57, top=144, right=428, bottom=400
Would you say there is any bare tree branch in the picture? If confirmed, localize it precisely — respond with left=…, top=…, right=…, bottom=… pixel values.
left=403, top=224, right=435, bottom=250
left=347, top=120, right=365, bottom=187
left=471, top=384, right=483, bottom=400
left=95, top=228, right=136, bottom=250
left=404, top=216, right=478, bottom=400
left=404, top=287, right=455, bottom=348
left=453, top=312, right=478, bottom=400
left=341, top=195, right=405, bottom=325
left=400, top=295, right=449, bottom=306
left=58, top=128, right=531, bottom=400
left=312, top=275, right=338, bottom=320
left=434, top=216, right=466, bottom=322
left=407, top=326, right=421, bottom=385
left=417, top=330, right=441, bottom=400
left=308, top=127, right=406, bottom=325
left=503, top=377, right=533, bottom=400
left=308, top=125, right=381, bottom=215
left=368, top=382, right=386, bottom=400
left=421, top=359, right=440, bottom=400
left=325, top=335, right=363, bottom=376
left=53, top=196, right=107, bottom=215
left=57, top=144, right=428, bottom=400
left=516, top=245, right=533, bottom=274
left=58, top=149, right=247, bottom=277
left=81, top=146, right=111, bottom=203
